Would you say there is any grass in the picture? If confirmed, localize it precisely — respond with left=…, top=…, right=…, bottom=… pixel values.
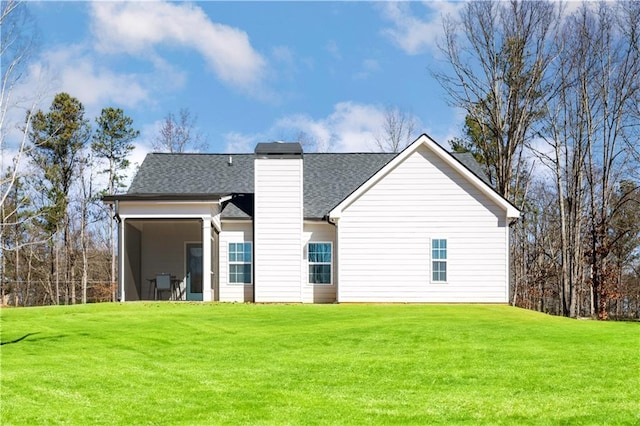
left=1, top=303, right=638, bottom=425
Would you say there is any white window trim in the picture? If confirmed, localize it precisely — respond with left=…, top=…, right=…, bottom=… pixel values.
left=430, top=237, right=448, bottom=284
left=307, top=241, right=333, bottom=285
left=228, top=241, right=252, bottom=285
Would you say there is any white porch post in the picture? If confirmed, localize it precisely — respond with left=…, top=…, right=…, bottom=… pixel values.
left=118, top=217, right=125, bottom=301
left=202, top=218, right=212, bottom=302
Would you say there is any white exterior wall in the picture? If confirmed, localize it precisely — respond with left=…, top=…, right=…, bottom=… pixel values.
left=254, top=157, right=304, bottom=302
left=337, top=145, right=509, bottom=303
left=218, top=221, right=254, bottom=302
left=302, top=222, right=337, bottom=303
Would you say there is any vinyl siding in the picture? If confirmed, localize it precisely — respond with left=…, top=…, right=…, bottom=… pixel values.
left=337, top=145, right=509, bottom=303
left=254, top=157, right=304, bottom=302
left=218, top=221, right=254, bottom=302
left=119, top=201, right=214, bottom=218
left=302, top=222, right=337, bottom=303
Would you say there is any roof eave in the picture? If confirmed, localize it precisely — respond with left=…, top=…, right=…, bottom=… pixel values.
left=102, top=193, right=230, bottom=203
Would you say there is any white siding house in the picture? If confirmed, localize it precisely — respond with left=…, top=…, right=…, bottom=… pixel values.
left=105, top=135, right=519, bottom=304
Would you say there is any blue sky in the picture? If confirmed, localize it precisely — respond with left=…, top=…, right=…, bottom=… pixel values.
left=18, top=1, right=467, bottom=166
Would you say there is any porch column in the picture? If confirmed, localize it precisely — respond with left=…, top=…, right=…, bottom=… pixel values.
left=202, top=218, right=212, bottom=302
left=118, top=217, right=125, bottom=301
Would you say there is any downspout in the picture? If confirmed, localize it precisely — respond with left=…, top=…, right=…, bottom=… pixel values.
left=327, top=215, right=339, bottom=303
left=252, top=208, right=256, bottom=303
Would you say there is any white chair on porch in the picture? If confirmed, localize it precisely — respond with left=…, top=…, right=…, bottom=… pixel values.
left=155, top=274, right=172, bottom=300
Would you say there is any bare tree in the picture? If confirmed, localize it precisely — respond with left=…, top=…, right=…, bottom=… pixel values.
left=434, top=0, right=560, bottom=201
left=294, top=130, right=324, bottom=153
left=532, top=2, right=640, bottom=318
left=373, top=106, right=417, bottom=153
left=152, top=108, right=207, bottom=153
left=0, top=0, right=44, bottom=298
left=76, top=154, right=93, bottom=304
left=0, top=0, right=39, bottom=199
left=581, top=2, right=640, bottom=319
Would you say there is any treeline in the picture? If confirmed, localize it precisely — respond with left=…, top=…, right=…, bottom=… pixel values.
left=0, top=2, right=124, bottom=305
left=1, top=93, right=138, bottom=306
left=439, top=1, right=640, bottom=319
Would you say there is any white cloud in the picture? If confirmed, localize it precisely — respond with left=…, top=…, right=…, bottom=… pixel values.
left=224, top=102, right=389, bottom=153
left=378, top=1, right=463, bottom=55
left=323, top=102, right=387, bottom=152
left=7, top=43, right=154, bottom=128
left=41, top=45, right=149, bottom=112
left=90, top=1, right=267, bottom=95
left=223, top=131, right=260, bottom=154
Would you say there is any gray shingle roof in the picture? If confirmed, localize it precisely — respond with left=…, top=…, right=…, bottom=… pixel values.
left=127, top=153, right=254, bottom=194
left=124, top=149, right=489, bottom=219
left=451, top=152, right=491, bottom=185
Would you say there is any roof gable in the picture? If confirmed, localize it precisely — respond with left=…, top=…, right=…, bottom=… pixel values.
left=328, top=134, right=520, bottom=220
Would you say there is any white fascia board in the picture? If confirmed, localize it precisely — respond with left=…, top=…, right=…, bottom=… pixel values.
left=212, top=213, right=222, bottom=233
left=220, top=218, right=253, bottom=224
left=116, top=196, right=244, bottom=224
left=211, top=203, right=222, bottom=232
left=119, top=213, right=212, bottom=220
left=328, top=134, right=520, bottom=220
left=124, top=200, right=218, bottom=205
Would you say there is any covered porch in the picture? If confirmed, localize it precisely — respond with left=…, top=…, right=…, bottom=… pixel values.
left=119, top=218, right=216, bottom=301
left=109, top=197, right=222, bottom=302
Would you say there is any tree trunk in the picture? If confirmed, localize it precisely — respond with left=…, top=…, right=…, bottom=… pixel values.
left=54, top=241, right=59, bottom=305
left=81, top=199, right=88, bottom=304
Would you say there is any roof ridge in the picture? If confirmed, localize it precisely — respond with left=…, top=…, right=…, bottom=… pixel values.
left=148, top=152, right=255, bottom=156
left=304, top=152, right=396, bottom=155
left=147, top=151, right=398, bottom=157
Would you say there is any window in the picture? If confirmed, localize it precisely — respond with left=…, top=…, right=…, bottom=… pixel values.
left=229, top=242, right=252, bottom=284
left=308, top=242, right=332, bottom=284
left=432, top=239, right=447, bottom=282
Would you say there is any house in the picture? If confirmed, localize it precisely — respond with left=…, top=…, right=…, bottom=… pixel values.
left=103, top=134, right=520, bottom=303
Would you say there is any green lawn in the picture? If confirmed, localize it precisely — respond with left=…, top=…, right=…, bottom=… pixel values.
left=1, top=303, right=638, bottom=425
